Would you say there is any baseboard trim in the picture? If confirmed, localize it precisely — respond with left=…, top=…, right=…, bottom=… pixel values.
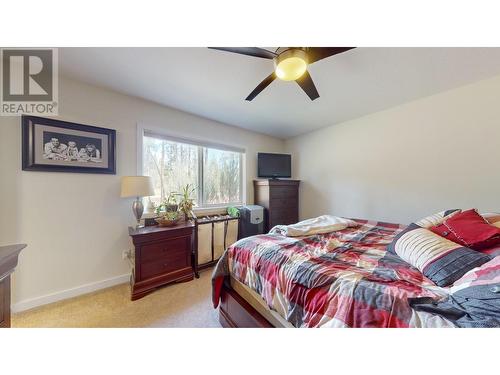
left=11, top=273, right=131, bottom=313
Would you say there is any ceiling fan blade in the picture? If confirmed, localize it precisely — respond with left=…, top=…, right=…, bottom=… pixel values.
left=208, top=47, right=276, bottom=59
left=245, top=72, right=277, bottom=101
left=307, top=47, right=355, bottom=64
left=296, top=71, right=319, bottom=101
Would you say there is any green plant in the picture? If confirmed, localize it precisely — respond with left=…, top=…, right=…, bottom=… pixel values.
left=175, top=184, right=196, bottom=218
left=154, top=192, right=178, bottom=216
left=163, top=210, right=179, bottom=221
left=227, top=206, right=240, bottom=218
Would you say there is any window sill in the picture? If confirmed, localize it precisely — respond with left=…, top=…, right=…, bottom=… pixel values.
left=143, top=204, right=243, bottom=219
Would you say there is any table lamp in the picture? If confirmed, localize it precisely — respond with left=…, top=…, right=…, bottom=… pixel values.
left=121, top=176, right=155, bottom=228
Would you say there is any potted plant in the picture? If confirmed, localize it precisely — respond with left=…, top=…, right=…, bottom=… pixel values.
left=153, top=193, right=180, bottom=227
left=175, top=184, right=196, bottom=221
left=154, top=193, right=177, bottom=214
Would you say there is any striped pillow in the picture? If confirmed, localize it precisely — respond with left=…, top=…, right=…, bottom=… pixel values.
left=414, top=209, right=461, bottom=228
left=388, top=209, right=460, bottom=255
left=388, top=210, right=490, bottom=287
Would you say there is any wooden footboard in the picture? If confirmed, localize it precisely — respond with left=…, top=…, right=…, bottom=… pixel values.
left=218, top=283, right=274, bottom=328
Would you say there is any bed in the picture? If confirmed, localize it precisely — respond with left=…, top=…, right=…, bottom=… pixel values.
left=212, top=216, right=500, bottom=328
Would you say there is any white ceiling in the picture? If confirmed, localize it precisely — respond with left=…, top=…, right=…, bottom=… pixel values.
left=59, top=47, right=500, bottom=139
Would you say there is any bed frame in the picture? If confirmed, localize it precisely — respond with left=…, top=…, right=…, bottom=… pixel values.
left=218, top=283, right=274, bottom=328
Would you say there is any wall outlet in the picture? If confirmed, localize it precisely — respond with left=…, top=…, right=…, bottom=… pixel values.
left=122, top=249, right=131, bottom=260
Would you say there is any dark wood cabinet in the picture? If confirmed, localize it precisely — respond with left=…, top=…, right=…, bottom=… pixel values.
left=254, top=179, right=300, bottom=232
left=0, top=277, right=9, bottom=328
left=128, top=222, right=195, bottom=301
left=0, top=244, right=26, bottom=328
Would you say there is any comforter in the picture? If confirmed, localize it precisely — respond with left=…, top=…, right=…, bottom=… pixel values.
left=409, top=256, right=500, bottom=328
left=212, top=219, right=456, bottom=327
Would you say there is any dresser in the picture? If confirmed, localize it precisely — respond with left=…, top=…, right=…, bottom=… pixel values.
left=0, top=244, right=26, bottom=328
left=254, top=179, right=300, bottom=232
left=128, top=222, right=195, bottom=301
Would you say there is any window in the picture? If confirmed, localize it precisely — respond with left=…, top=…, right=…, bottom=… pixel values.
left=142, top=132, right=244, bottom=208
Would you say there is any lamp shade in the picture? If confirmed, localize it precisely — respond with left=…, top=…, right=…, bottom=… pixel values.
left=120, top=176, right=155, bottom=198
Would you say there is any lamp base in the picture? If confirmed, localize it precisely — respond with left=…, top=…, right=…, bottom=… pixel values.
left=132, top=197, right=144, bottom=228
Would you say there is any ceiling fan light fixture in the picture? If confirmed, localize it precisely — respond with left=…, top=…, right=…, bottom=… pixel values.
left=274, top=49, right=308, bottom=81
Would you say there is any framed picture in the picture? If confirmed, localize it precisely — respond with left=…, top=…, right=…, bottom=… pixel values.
left=22, top=115, right=116, bottom=174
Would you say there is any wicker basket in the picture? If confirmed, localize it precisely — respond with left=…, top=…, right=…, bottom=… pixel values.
left=155, top=217, right=180, bottom=227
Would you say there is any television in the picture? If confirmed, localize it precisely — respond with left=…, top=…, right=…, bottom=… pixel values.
left=257, top=153, right=291, bottom=178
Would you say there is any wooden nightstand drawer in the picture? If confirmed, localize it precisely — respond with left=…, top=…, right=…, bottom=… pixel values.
left=129, top=223, right=195, bottom=300
left=141, top=236, right=190, bottom=263
left=141, top=245, right=191, bottom=279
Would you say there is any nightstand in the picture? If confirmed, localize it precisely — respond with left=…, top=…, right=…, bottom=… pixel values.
left=128, top=221, right=196, bottom=301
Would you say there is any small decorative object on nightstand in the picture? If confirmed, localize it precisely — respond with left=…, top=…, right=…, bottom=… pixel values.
left=121, top=176, right=155, bottom=228
left=128, top=221, right=196, bottom=300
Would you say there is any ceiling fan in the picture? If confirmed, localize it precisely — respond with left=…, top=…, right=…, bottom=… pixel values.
left=208, top=47, right=355, bottom=101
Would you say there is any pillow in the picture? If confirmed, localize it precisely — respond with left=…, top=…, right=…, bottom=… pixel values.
left=476, top=215, right=500, bottom=254
left=482, top=212, right=500, bottom=225
left=388, top=209, right=460, bottom=255
left=429, top=223, right=461, bottom=243
left=442, top=209, right=500, bottom=250
left=414, top=209, right=461, bottom=228
left=388, top=224, right=490, bottom=287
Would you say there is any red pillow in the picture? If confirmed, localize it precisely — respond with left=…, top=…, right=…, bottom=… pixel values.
left=429, top=223, right=461, bottom=243
left=442, top=209, right=500, bottom=250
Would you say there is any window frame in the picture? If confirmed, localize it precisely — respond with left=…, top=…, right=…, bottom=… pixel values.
left=137, top=124, right=246, bottom=210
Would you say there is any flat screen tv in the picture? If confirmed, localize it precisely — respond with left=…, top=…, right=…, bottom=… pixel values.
left=257, top=153, right=291, bottom=178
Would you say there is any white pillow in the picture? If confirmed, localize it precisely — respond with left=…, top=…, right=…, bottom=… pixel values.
left=414, top=209, right=461, bottom=228
left=395, top=227, right=462, bottom=271
left=390, top=225, right=490, bottom=287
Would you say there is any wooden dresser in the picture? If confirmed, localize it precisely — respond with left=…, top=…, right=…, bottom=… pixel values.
left=1, top=244, right=26, bottom=328
left=128, top=222, right=195, bottom=301
left=254, top=179, right=300, bottom=232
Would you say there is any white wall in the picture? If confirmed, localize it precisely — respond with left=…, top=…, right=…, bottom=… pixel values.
left=0, top=76, right=284, bottom=310
left=286, top=74, right=500, bottom=224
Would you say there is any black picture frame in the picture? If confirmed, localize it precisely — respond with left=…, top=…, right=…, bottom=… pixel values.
left=22, top=115, right=116, bottom=174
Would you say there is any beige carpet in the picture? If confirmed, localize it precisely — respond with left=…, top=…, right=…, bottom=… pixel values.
left=12, top=269, right=221, bottom=328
